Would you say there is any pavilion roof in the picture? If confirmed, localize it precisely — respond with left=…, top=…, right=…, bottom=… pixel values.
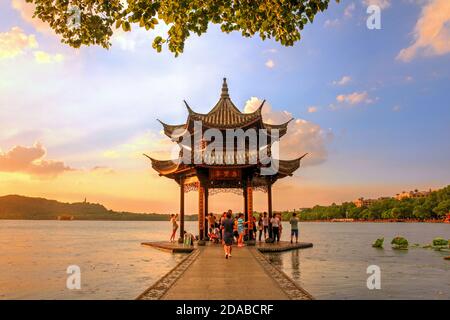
left=145, top=153, right=308, bottom=180
left=158, top=78, right=292, bottom=138
left=147, top=78, right=306, bottom=183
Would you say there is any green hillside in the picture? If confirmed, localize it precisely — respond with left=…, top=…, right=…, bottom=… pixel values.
left=0, top=195, right=197, bottom=221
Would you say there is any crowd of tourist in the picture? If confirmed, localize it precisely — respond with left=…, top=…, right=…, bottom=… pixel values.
left=170, top=210, right=300, bottom=258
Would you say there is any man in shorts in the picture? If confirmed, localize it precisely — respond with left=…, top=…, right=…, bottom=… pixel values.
left=289, top=212, right=300, bottom=243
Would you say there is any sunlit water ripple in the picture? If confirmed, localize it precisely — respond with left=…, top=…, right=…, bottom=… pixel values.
left=0, top=220, right=448, bottom=299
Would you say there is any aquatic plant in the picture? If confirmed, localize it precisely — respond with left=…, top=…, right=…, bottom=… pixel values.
left=391, top=236, right=409, bottom=250
left=432, top=237, right=449, bottom=248
left=372, top=238, right=384, bottom=248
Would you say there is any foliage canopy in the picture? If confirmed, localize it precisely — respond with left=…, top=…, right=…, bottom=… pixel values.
left=27, top=0, right=338, bottom=56
left=277, top=185, right=450, bottom=221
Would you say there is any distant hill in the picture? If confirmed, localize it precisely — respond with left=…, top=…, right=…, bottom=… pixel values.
left=0, top=195, right=198, bottom=221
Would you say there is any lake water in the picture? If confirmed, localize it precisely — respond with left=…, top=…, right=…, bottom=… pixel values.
left=0, top=220, right=448, bottom=299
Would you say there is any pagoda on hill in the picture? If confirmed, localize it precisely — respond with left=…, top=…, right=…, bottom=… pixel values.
left=145, top=78, right=307, bottom=241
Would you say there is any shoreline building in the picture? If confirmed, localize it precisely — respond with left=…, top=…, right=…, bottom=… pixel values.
left=395, top=189, right=432, bottom=200
left=145, top=78, right=306, bottom=240
left=353, top=197, right=377, bottom=208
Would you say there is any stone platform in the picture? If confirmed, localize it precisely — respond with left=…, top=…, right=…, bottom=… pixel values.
left=141, top=240, right=313, bottom=253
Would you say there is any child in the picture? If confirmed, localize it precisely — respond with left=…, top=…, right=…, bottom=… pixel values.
left=237, top=213, right=245, bottom=247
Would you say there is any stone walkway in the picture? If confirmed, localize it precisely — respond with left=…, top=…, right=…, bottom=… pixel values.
left=155, top=245, right=312, bottom=300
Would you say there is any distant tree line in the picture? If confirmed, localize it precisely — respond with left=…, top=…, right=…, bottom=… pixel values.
left=0, top=195, right=197, bottom=221
left=283, top=185, right=450, bottom=221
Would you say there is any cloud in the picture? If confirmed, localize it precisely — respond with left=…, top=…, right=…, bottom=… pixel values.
left=102, top=130, right=176, bottom=162
left=397, top=0, right=450, bottom=62
left=307, top=106, right=319, bottom=113
left=0, top=27, right=38, bottom=59
left=91, top=166, right=116, bottom=175
left=244, top=97, right=332, bottom=166
left=11, top=0, right=53, bottom=34
left=0, top=143, right=73, bottom=177
left=362, top=0, right=391, bottom=10
left=111, top=28, right=153, bottom=52
left=265, top=59, right=275, bottom=69
left=335, top=91, right=373, bottom=105
left=392, top=105, right=401, bottom=112
left=333, top=75, right=352, bottom=86
left=344, top=3, right=356, bottom=18
left=34, top=51, right=64, bottom=64
left=324, top=19, right=340, bottom=28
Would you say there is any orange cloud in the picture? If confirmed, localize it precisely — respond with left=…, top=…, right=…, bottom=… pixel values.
left=307, top=106, right=318, bottom=113
left=265, top=59, right=275, bottom=69
left=0, top=143, right=73, bottom=177
left=332, top=75, right=351, bottom=86
left=335, top=91, right=373, bottom=106
left=397, top=0, right=450, bottom=62
left=11, top=0, right=53, bottom=34
left=34, top=51, right=64, bottom=64
left=0, top=26, right=37, bottom=59
left=244, top=97, right=332, bottom=166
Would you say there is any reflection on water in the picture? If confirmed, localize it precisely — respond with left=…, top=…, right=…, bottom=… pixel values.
left=0, top=220, right=198, bottom=299
left=266, top=222, right=450, bottom=300
left=0, top=220, right=448, bottom=299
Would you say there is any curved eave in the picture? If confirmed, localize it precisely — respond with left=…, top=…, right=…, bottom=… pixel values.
left=144, top=154, right=186, bottom=177
left=276, top=153, right=308, bottom=177
left=157, top=119, right=187, bottom=140
left=263, top=118, right=294, bottom=138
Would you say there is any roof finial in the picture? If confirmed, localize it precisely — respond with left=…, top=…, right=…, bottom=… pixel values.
left=221, top=77, right=229, bottom=98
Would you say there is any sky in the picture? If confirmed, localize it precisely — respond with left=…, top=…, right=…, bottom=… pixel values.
left=0, top=0, right=449, bottom=214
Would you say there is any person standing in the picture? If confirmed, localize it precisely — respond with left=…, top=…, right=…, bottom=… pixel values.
left=237, top=213, right=245, bottom=247
left=258, top=215, right=264, bottom=242
left=233, top=215, right=239, bottom=243
left=268, top=212, right=273, bottom=239
left=169, top=214, right=178, bottom=242
left=220, top=212, right=226, bottom=243
left=262, top=212, right=269, bottom=239
left=222, top=212, right=234, bottom=259
left=271, top=214, right=280, bottom=242
left=208, top=213, right=216, bottom=234
left=278, top=214, right=283, bottom=240
left=289, top=213, right=300, bottom=243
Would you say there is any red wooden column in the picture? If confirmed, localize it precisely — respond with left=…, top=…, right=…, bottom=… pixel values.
left=267, top=181, right=273, bottom=239
left=204, top=186, right=209, bottom=239
left=247, top=185, right=253, bottom=240
left=198, top=182, right=205, bottom=240
left=179, top=178, right=185, bottom=242
left=243, top=185, right=248, bottom=221
left=267, top=182, right=273, bottom=218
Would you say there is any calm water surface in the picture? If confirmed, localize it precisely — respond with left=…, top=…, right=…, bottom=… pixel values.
left=268, top=222, right=450, bottom=300
left=0, top=220, right=448, bottom=299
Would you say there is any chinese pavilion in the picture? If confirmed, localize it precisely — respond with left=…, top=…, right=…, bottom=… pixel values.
left=146, top=78, right=306, bottom=241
